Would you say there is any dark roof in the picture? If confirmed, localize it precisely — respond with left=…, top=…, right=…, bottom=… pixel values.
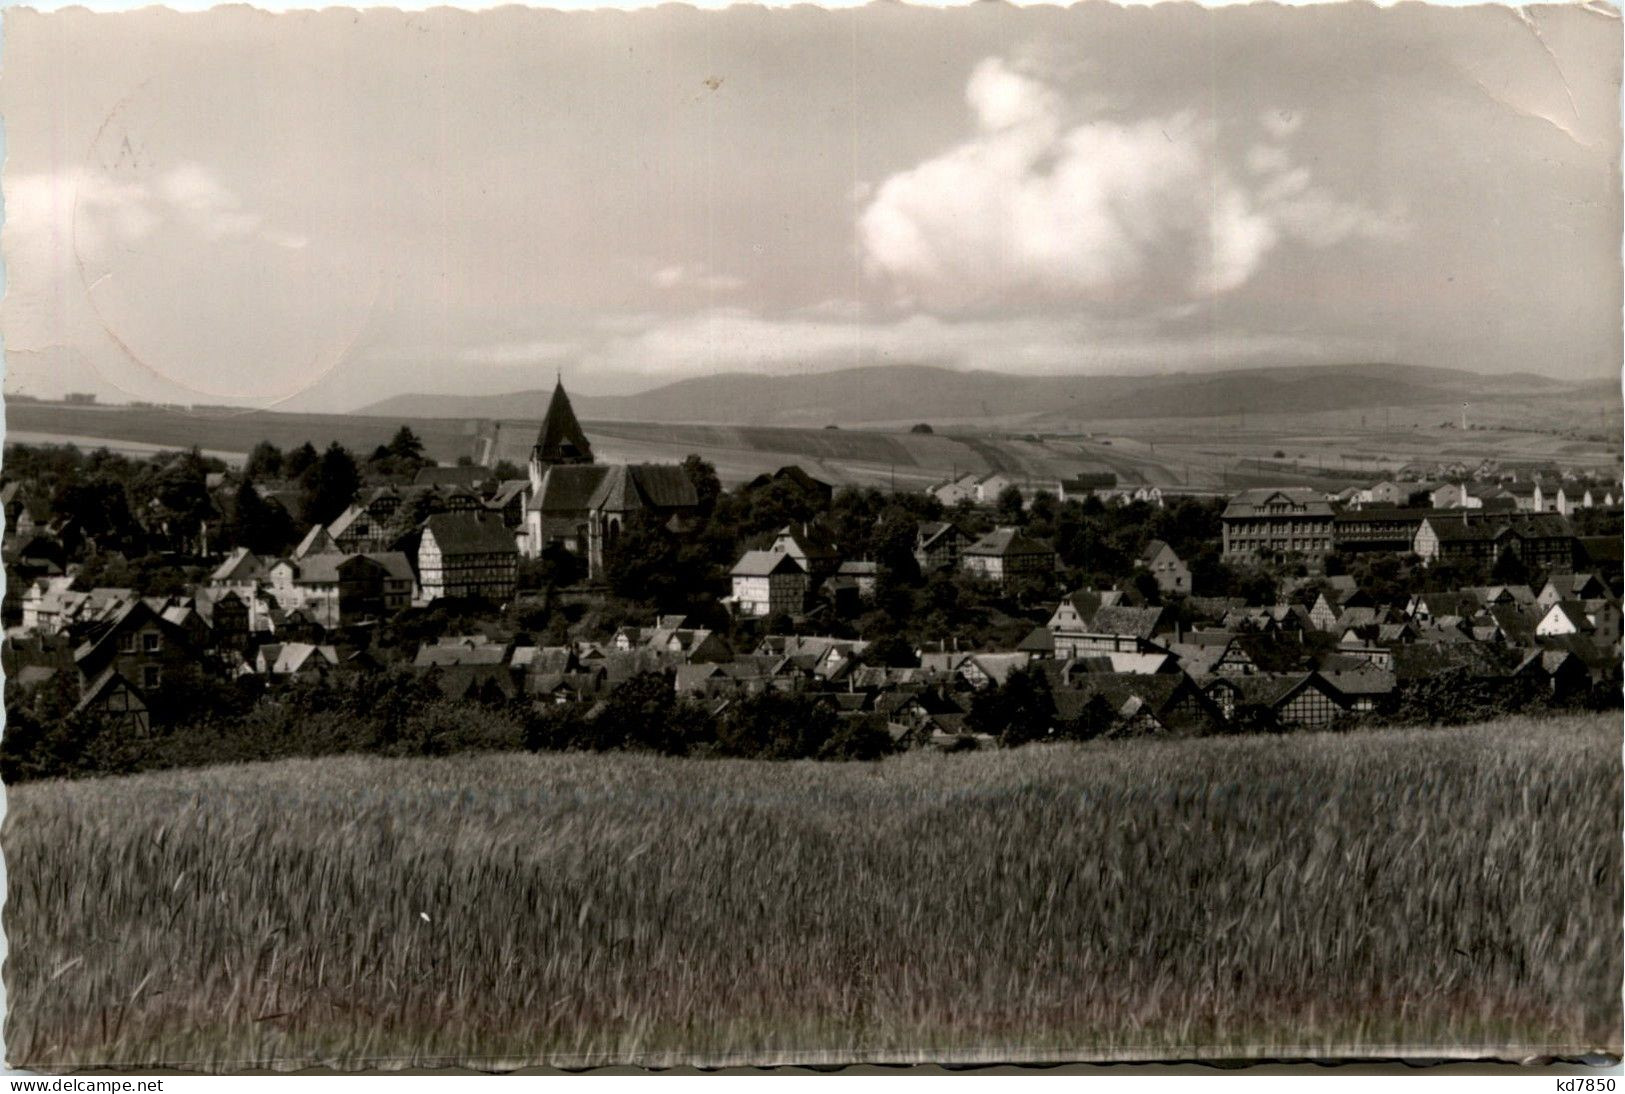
left=486, top=479, right=530, bottom=510
left=75, top=667, right=145, bottom=714
left=1579, top=536, right=1623, bottom=566
left=422, top=513, right=518, bottom=556
left=1489, top=604, right=1539, bottom=644
left=291, top=553, right=348, bottom=584
left=413, top=465, right=487, bottom=488
left=743, top=465, right=833, bottom=498
left=1086, top=605, right=1164, bottom=640
left=1230, top=673, right=1312, bottom=707
left=1138, top=539, right=1180, bottom=564
left=964, top=527, right=1053, bottom=557
left=1333, top=507, right=1430, bottom=524
left=1320, top=668, right=1397, bottom=698
left=1415, top=591, right=1482, bottom=616
left=1426, top=513, right=1574, bottom=543
left=530, top=463, right=698, bottom=514
left=1017, top=626, right=1055, bottom=653
left=916, top=521, right=963, bottom=549
left=1222, top=488, right=1334, bottom=520
left=534, top=378, right=594, bottom=464
left=361, top=551, right=416, bottom=581
left=1052, top=674, right=1205, bottom=724
left=531, top=465, right=610, bottom=512
left=1392, top=641, right=1511, bottom=680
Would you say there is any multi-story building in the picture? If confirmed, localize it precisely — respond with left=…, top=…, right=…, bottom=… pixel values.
left=1413, top=513, right=1576, bottom=572
left=730, top=551, right=809, bottom=617
left=418, top=513, right=519, bottom=602
left=913, top=521, right=966, bottom=572
left=1220, top=489, right=1335, bottom=559
left=1331, top=507, right=1430, bottom=554
left=960, top=528, right=1055, bottom=589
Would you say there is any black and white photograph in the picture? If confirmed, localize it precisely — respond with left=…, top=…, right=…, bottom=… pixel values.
left=0, top=1, right=1620, bottom=1074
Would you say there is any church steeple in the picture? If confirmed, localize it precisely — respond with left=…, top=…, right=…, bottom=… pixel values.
left=532, top=375, right=593, bottom=466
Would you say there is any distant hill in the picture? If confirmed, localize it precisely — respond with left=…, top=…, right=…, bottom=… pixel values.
left=355, top=363, right=1588, bottom=427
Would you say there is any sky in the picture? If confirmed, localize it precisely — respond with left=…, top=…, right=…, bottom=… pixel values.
left=1, top=3, right=1620, bottom=412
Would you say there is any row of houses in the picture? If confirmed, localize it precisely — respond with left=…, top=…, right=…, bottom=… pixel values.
left=1341, top=477, right=1617, bottom=515
left=1220, top=486, right=1600, bottom=568
left=725, top=521, right=1062, bottom=615
left=926, top=471, right=1157, bottom=509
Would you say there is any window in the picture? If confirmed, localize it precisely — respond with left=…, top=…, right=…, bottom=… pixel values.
left=118, top=633, right=138, bottom=654
left=142, top=631, right=161, bottom=653
left=142, top=665, right=162, bottom=690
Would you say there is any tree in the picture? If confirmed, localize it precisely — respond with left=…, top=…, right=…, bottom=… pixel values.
left=603, top=509, right=681, bottom=604
left=681, top=454, right=722, bottom=518
left=52, top=477, right=139, bottom=551
left=1056, top=693, right=1116, bottom=741
left=716, top=691, right=839, bottom=759
left=301, top=442, right=361, bottom=527
left=967, top=665, right=1054, bottom=747
left=225, top=480, right=294, bottom=554
left=863, top=633, right=919, bottom=668
left=282, top=442, right=319, bottom=481
left=1491, top=547, right=1532, bottom=587
left=909, top=423, right=934, bottom=434
left=388, top=425, right=426, bottom=465
left=245, top=441, right=284, bottom=481
left=591, top=671, right=696, bottom=755
left=996, top=484, right=1027, bottom=525
left=819, top=714, right=897, bottom=761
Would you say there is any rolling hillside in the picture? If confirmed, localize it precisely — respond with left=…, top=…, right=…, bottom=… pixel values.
left=356, top=362, right=1591, bottom=428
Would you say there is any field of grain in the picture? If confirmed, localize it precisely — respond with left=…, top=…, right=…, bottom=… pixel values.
left=5, top=713, right=1618, bottom=1071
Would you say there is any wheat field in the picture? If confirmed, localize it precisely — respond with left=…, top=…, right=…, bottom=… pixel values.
left=4, top=713, right=1619, bottom=1071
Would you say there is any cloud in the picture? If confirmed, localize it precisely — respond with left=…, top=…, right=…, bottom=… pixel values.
left=6, top=163, right=308, bottom=271
left=650, top=261, right=745, bottom=293
left=859, top=57, right=1402, bottom=309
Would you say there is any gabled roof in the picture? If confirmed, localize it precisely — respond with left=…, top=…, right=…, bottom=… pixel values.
left=916, top=521, right=964, bottom=549
left=326, top=504, right=369, bottom=540
left=964, top=527, right=1053, bottom=557
left=732, top=550, right=806, bottom=577
left=415, top=643, right=509, bottom=668
left=1392, top=641, right=1511, bottom=680
left=361, top=551, right=416, bottom=582
left=486, top=479, right=530, bottom=510
left=75, top=667, right=145, bottom=713
left=1052, top=674, right=1206, bottom=724
left=1085, top=605, right=1164, bottom=640
left=1543, top=573, right=1608, bottom=601
left=1320, top=668, right=1396, bottom=698
left=1017, top=626, right=1055, bottom=654
left=966, top=653, right=1030, bottom=686
left=293, top=525, right=336, bottom=559
left=1138, top=539, right=1178, bottom=564
left=422, top=513, right=518, bottom=556
left=290, top=553, right=348, bottom=585
left=1222, top=488, right=1334, bottom=520
left=210, top=547, right=266, bottom=583
left=413, top=465, right=488, bottom=488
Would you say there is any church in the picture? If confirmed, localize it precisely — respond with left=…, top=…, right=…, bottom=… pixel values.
left=521, top=378, right=700, bottom=580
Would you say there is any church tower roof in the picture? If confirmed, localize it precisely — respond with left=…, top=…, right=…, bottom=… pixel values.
left=533, top=376, right=594, bottom=466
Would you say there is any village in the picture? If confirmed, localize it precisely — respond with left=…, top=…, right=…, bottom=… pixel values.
left=2, top=376, right=1621, bottom=776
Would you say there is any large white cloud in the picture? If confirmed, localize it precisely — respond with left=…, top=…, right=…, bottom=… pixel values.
left=859, top=58, right=1401, bottom=309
